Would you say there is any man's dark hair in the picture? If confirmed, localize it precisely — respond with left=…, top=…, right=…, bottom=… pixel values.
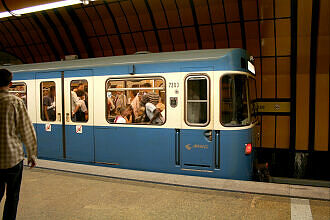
left=142, top=83, right=151, bottom=88
left=49, top=86, right=55, bottom=92
left=0, top=69, right=13, bottom=87
left=76, top=90, right=85, bottom=97
left=131, top=84, right=139, bottom=97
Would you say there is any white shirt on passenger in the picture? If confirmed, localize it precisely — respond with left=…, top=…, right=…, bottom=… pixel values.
left=71, top=91, right=79, bottom=110
left=114, top=115, right=126, bottom=123
left=76, top=99, right=87, bottom=112
left=145, top=103, right=163, bottom=124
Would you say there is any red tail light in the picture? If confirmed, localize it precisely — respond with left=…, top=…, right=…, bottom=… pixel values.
left=245, top=143, right=252, bottom=155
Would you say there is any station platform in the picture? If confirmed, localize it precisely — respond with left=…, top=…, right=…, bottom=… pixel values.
left=27, top=159, right=329, bottom=201
left=0, top=160, right=329, bottom=220
left=0, top=159, right=329, bottom=219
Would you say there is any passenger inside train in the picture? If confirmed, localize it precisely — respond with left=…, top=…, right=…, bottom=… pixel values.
left=71, top=81, right=89, bottom=122
left=106, top=78, right=166, bottom=125
left=41, top=85, right=56, bottom=121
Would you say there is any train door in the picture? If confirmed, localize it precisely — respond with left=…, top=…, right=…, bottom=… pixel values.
left=63, top=70, right=94, bottom=162
left=180, top=73, right=215, bottom=170
left=36, top=72, right=63, bottom=159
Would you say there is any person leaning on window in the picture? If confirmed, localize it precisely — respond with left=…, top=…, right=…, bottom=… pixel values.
left=0, top=69, right=37, bottom=220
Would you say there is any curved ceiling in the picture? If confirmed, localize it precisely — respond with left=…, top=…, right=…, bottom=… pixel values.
left=0, top=0, right=293, bottom=64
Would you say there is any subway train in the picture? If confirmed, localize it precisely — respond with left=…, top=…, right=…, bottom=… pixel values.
left=6, top=48, right=258, bottom=181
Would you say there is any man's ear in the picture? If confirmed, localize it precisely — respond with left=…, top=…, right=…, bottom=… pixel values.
left=9, top=82, right=13, bottom=87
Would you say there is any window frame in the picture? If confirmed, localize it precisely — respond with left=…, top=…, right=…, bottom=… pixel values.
left=9, top=82, right=27, bottom=107
left=105, top=76, right=167, bottom=125
left=40, top=81, right=56, bottom=122
left=184, top=74, right=210, bottom=127
left=70, top=79, right=89, bottom=123
left=220, top=73, right=251, bottom=127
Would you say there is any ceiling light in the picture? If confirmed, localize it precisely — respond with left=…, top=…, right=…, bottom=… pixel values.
left=0, top=0, right=83, bottom=19
left=0, top=11, right=11, bottom=18
left=81, top=0, right=89, bottom=5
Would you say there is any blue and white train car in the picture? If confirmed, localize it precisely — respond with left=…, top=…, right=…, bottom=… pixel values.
left=7, top=48, right=258, bottom=180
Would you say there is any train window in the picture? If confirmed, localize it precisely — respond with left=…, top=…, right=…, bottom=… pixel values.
left=40, top=81, right=56, bottom=121
left=106, top=77, right=166, bottom=125
left=221, top=74, right=250, bottom=126
left=185, top=75, right=210, bottom=126
left=9, top=82, right=27, bottom=107
left=71, top=80, right=88, bottom=122
left=249, top=77, right=257, bottom=122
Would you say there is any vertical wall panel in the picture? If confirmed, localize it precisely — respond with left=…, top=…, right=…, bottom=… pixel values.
left=276, top=116, right=290, bottom=149
left=277, top=57, right=290, bottom=98
left=275, top=0, right=291, bottom=18
left=262, top=116, right=276, bottom=148
left=262, top=58, right=275, bottom=98
left=245, top=22, right=260, bottom=57
left=295, top=0, right=313, bottom=151
left=275, top=19, right=291, bottom=56
left=254, top=58, right=262, bottom=98
left=260, top=20, right=275, bottom=56
left=314, top=0, right=329, bottom=151
left=258, top=0, right=273, bottom=19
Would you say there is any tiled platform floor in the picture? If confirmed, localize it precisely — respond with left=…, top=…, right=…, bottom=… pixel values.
left=1, top=167, right=329, bottom=220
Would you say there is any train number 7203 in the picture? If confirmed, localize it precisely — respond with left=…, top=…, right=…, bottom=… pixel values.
left=169, top=82, right=179, bottom=88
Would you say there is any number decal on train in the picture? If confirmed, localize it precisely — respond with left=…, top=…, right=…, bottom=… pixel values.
left=169, top=82, right=179, bottom=88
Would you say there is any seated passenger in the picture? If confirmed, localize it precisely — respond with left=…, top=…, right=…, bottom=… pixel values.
left=72, top=90, right=88, bottom=121
left=125, top=105, right=134, bottom=123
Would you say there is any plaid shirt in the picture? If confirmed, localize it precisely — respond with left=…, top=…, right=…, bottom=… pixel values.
left=0, top=89, right=37, bottom=169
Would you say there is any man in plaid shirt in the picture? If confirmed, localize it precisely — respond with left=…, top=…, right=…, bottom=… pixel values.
left=0, top=69, right=37, bottom=220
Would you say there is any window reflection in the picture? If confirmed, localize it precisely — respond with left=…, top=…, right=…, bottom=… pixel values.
left=9, top=83, right=27, bottom=107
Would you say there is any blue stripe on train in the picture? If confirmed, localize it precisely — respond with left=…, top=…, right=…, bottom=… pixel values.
left=34, top=124, right=254, bottom=180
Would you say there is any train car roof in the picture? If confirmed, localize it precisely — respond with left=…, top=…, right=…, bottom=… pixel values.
left=5, top=48, right=240, bottom=73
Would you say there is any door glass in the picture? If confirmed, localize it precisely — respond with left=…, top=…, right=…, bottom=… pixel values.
left=221, top=74, right=250, bottom=126
left=40, top=81, right=56, bottom=121
left=185, top=76, right=209, bottom=126
left=9, top=82, right=27, bottom=107
left=70, top=80, right=88, bottom=122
